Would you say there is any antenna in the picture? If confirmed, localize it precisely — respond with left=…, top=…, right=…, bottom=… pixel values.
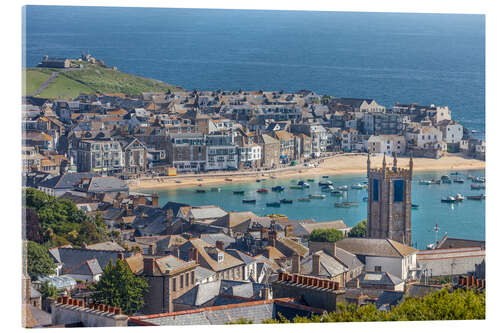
left=434, top=223, right=439, bottom=246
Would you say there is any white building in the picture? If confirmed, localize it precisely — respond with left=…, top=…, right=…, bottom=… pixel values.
left=238, top=144, right=262, bottom=167
left=439, top=121, right=463, bottom=144
left=365, top=135, right=406, bottom=155
left=406, top=126, right=443, bottom=149
left=336, top=238, right=418, bottom=280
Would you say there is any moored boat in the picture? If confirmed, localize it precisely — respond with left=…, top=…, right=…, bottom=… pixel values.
left=272, top=185, right=285, bottom=192
left=441, top=196, right=456, bottom=203
left=225, top=178, right=232, bottom=181
left=419, top=180, right=432, bottom=185
left=351, top=183, right=364, bottom=189
left=211, top=187, right=221, bottom=192
left=266, top=202, right=281, bottom=207
left=471, top=184, right=485, bottom=190
left=309, top=194, right=326, bottom=199
left=362, top=196, right=368, bottom=201
left=336, top=185, right=349, bottom=191
left=453, top=177, right=465, bottom=183
left=441, top=175, right=452, bottom=184
left=257, top=188, right=269, bottom=193
left=233, top=190, right=245, bottom=195
left=318, top=180, right=333, bottom=186
left=455, top=193, right=464, bottom=201
left=307, top=178, right=315, bottom=182
left=297, top=197, right=311, bottom=202
left=334, top=202, right=359, bottom=208
left=411, top=204, right=419, bottom=209
left=242, top=199, right=256, bottom=203
left=280, top=199, right=293, bottom=204
left=331, top=190, right=343, bottom=196
left=466, top=194, right=485, bottom=200
left=322, top=175, right=329, bottom=178
left=321, top=185, right=334, bottom=192
left=472, top=176, right=485, bottom=183
left=196, top=189, right=206, bottom=193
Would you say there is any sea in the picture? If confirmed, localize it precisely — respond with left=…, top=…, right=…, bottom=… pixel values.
left=23, top=6, right=485, bottom=247
left=136, top=170, right=485, bottom=250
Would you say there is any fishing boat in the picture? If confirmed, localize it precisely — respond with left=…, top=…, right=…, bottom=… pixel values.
left=466, top=194, right=485, bottom=200
left=309, top=194, right=326, bottom=199
left=298, top=181, right=310, bottom=188
left=335, top=202, right=359, bottom=208
left=195, top=189, right=206, bottom=193
left=280, top=199, right=293, bottom=204
left=472, top=176, right=485, bottom=183
left=331, top=190, right=343, bottom=196
left=290, top=185, right=304, bottom=189
left=411, top=204, right=419, bottom=209
left=266, top=202, right=281, bottom=207
left=242, top=199, right=256, bottom=203
left=322, top=175, right=329, bottom=178
left=471, top=184, right=485, bottom=190
left=455, top=193, right=464, bottom=201
left=318, top=180, right=333, bottom=186
left=419, top=180, right=432, bottom=185
left=321, top=185, right=334, bottom=192
left=233, top=190, right=245, bottom=195
left=257, top=188, right=269, bottom=193
left=175, top=180, right=182, bottom=183
left=441, top=196, right=456, bottom=203
left=351, top=183, right=364, bottom=189
left=336, top=185, right=349, bottom=191
left=211, top=187, right=221, bottom=192
left=298, top=197, right=311, bottom=202
left=272, top=185, right=285, bottom=192
left=453, top=177, right=465, bottom=183
left=441, top=175, right=452, bottom=184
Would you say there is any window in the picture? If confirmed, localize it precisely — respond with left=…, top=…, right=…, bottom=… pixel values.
left=394, top=180, right=404, bottom=202
left=172, top=278, right=176, bottom=291
left=191, top=271, right=195, bottom=285
left=372, top=179, right=379, bottom=201
left=374, top=266, right=382, bottom=272
left=180, top=274, right=184, bottom=289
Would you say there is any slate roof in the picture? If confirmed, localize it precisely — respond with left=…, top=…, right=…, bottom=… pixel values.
left=86, top=241, right=125, bottom=251
left=86, top=176, right=129, bottom=193
left=194, top=266, right=217, bottom=282
left=65, top=258, right=103, bottom=276
left=295, top=220, right=347, bottom=236
left=200, top=233, right=235, bottom=249
left=174, top=280, right=222, bottom=307
left=37, top=172, right=98, bottom=189
left=276, top=237, right=309, bottom=257
left=161, top=201, right=190, bottom=216
left=179, top=238, right=244, bottom=272
left=155, top=255, right=194, bottom=274
left=375, top=291, right=405, bottom=310
left=335, top=238, right=417, bottom=258
left=225, top=249, right=256, bottom=265
left=23, top=304, right=52, bottom=328
left=300, top=250, right=348, bottom=278
left=359, top=271, right=404, bottom=287
left=436, top=235, right=485, bottom=249
left=189, top=206, right=227, bottom=221
left=332, top=246, right=364, bottom=270
left=211, top=211, right=257, bottom=229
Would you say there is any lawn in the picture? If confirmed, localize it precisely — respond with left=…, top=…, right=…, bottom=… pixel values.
left=36, top=73, right=97, bottom=99
left=23, top=68, right=52, bottom=96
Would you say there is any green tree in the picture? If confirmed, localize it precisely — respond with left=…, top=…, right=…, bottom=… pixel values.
left=90, top=259, right=149, bottom=315
left=39, top=280, right=59, bottom=299
left=348, top=220, right=367, bottom=238
left=25, top=241, right=57, bottom=279
left=308, top=228, right=344, bottom=243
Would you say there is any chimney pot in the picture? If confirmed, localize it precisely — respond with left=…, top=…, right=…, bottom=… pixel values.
left=215, top=240, right=224, bottom=250
left=115, top=308, right=122, bottom=315
left=312, top=253, right=321, bottom=276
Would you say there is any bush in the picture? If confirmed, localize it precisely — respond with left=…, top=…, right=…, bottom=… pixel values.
left=348, top=220, right=367, bottom=238
left=308, top=228, right=344, bottom=243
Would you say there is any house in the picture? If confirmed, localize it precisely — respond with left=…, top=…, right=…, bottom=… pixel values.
left=225, top=249, right=258, bottom=281
left=438, top=120, right=463, bottom=144
left=76, top=176, right=129, bottom=196
left=291, top=219, right=348, bottom=238
left=237, top=143, right=262, bottom=168
left=335, top=238, right=418, bottom=280
left=205, top=134, right=238, bottom=171
left=36, top=172, right=98, bottom=197
left=177, top=205, right=228, bottom=225
left=76, top=137, right=123, bottom=173
left=272, top=130, right=296, bottom=164
left=166, top=133, right=206, bottom=172
left=38, top=56, right=71, bottom=68
left=255, top=133, right=280, bottom=168
left=365, top=135, right=406, bottom=155
left=357, top=271, right=405, bottom=291
left=210, top=211, right=259, bottom=234
left=332, top=98, right=385, bottom=113
left=416, top=247, right=485, bottom=277
left=120, top=137, right=148, bottom=175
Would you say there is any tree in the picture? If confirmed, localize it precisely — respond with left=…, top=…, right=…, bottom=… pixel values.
left=90, top=259, right=149, bottom=315
left=22, top=208, right=48, bottom=243
left=348, top=220, right=367, bottom=238
left=25, top=241, right=57, bottom=280
left=308, top=228, right=344, bottom=243
left=39, top=281, right=59, bottom=299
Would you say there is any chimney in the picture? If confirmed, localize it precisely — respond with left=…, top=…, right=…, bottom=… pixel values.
left=151, top=193, right=159, bottom=207
left=333, top=242, right=337, bottom=257
left=284, top=225, right=293, bottom=237
left=113, top=199, right=119, bottom=208
left=312, top=253, right=321, bottom=276
left=148, top=243, right=156, bottom=255
left=188, top=248, right=199, bottom=264
left=291, top=253, right=301, bottom=274
left=117, top=252, right=124, bottom=261
left=215, top=240, right=224, bottom=250
left=143, top=257, right=156, bottom=275
left=356, top=278, right=360, bottom=289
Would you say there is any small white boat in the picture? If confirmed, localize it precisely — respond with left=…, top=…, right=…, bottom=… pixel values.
left=309, top=194, right=326, bottom=199
left=336, top=185, right=349, bottom=191
left=351, top=183, right=364, bottom=189
left=419, top=180, right=432, bottom=185
left=455, top=193, right=464, bottom=201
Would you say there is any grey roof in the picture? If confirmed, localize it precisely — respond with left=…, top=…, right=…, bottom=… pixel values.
left=26, top=304, right=52, bottom=327
left=65, top=258, right=103, bottom=276
left=194, top=266, right=217, bottom=282
left=200, top=233, right=235, bottom=249
left=225, top=249, right=256, bottom=265
left=332, top=247, right=364, bottom=270
left=359, top=271, right=404, bottom=287
left=37, top=172, right=98, bottom=189
left=336, top=238, right=417, bottom=258
left=375, top=291, right=405, bottom=310
left=132, top=205, right=168, bottom=236
left=30, top=286, right=41, bottom=299
left=87, top=176, right=129, bottom=193
left=174, top=280, right=222, bottom=307
left=161, top=201, right=190, bottom=216
left=300, top=250, right=348, bottom=278
left=86, top=241, right=125, bottom=251
left=190, top=206, right=227, bottom=220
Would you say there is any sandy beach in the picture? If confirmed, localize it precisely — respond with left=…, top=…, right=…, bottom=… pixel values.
left=128, top=153, right=485, bottom=191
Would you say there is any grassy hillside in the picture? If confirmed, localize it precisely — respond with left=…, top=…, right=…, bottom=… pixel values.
left=23, top=62, right=181, bottom=99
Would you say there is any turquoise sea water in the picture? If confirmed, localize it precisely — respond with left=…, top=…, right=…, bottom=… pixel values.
left=137, top=170, right=485, bottom=249
left=24, top=7, right=485, bottom=139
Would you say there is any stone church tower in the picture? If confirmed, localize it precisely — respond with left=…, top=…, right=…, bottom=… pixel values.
left=367, top=153, right=413, bottom=245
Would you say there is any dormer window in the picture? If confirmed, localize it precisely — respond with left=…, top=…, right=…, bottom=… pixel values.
left=218, top=252, right=224, bottom=263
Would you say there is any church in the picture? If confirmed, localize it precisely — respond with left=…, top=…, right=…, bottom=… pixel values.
left=367, top=153, right=413, bottom=246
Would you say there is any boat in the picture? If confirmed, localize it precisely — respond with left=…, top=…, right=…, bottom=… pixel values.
left=419, top=180, right=432, bottom=185
left=467, top=174, right=475, bottom=180
left=441, top=196, right=456, bottom=203
left=256, top=179, right=261, bottom=183
left=290, top=185, right=304, bottom=189
left=362, top=196, right=368, bottom=201
left=471, top=184, right=485, bottom=190
left=453, top=177, right=465, bottom=183
left=233, top=190, right=245, bottom=195
left=351, top=183, right=364, bottom=189
left=472, top=176, right=485, bottom=183
left=334, top=202, right=359, bottom=208
left=471, top=129, right=478, bottom=134
left=298, top=181, right=310, bottom=188
left=455, top=193, right=465, bottom=201
left=298, top=197, right=311, bottom=202
left=198, top=184, right=203, bottom=187
left=331, top=190, right=343, bottom=196
left=211, top=187, right=221, bottom=192
left=322, top=175, right=329, bottom=178
left=318, top=180, right=333, bottom=186
left=175, top=180, right=182, bottom=183
left=266, top=202, right=281, bottom=207
left=242, top=199, right=256, bottom=203
left=321, top=185, right=334, bottom=192
left=431, top=179, right=441, bottom=185
left=272, top=185, right=285, bottom=192
left=411, top=204, right=419, bottom=209
left=270, top=175, right=277, bottom=179
left=280, top=199, right=293, bottom=204
left=307, top=178, right=315, bottom=182
left=225, top=178, right=232, bottom=181
left=466, top=194, right=485, bottom=200
left=309, top=194, right=326, bottom=199
left=257, top=188, right=269, bottom=193
left=441, top=175, right=452, bottom=184
left=450, top=172, right=460, bottom=175
left=195, top=189, right=206, bottom=193
left=336, top=185, right=349, bottom=191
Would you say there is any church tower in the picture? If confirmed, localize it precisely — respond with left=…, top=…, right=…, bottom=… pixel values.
left=367, top=153, right=413, bottom=245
